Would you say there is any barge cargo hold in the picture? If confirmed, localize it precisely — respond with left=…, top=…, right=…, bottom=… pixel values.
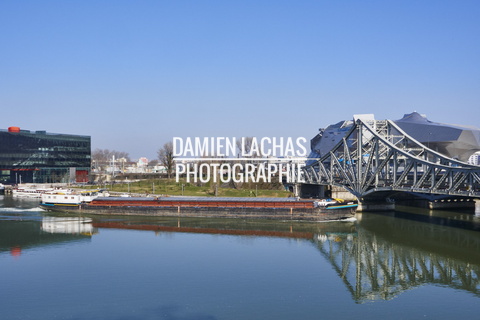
left=40, top=196, right=357, bottom=221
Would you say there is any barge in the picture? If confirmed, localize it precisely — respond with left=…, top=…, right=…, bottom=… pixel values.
left=40, top=195, right=357, bottom=221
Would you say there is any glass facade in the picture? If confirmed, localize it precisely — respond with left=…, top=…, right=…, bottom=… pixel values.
left=0, top=129, right=91, bottom=184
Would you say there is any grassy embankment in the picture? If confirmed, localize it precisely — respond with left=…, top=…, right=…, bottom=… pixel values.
left=83, top=179, right=292, bottom=198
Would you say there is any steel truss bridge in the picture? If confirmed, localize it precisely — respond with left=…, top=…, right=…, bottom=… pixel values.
left=302, top=119, right=480, bottom=199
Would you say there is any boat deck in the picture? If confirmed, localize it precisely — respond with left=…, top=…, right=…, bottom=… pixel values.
left=88, top=197, right=316, bottom=209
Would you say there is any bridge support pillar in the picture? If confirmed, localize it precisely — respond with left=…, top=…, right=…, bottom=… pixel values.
left=298, top=184, right=359, bottom=201
left=394, top=198, right=476, bottom=210
left=357, top=201, right=395, bottom=212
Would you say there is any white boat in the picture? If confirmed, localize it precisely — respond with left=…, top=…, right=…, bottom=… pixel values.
left=41, top=189, right=105, bottom=209
left=12, top=186, right=55, bottom=198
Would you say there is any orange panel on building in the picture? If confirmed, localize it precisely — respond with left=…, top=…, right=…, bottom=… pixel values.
left=76, top=170, right=89, bottom=183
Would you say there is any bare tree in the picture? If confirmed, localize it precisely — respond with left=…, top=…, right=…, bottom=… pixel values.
left=236, top=137, right=254, bottom=157
left=92, top=149, right=131, bottom=171
left=92, top=149, right=131, bottom=162
left=148, top=159, right=159, bottom=166
left=157, top=142, right=175, bottom=178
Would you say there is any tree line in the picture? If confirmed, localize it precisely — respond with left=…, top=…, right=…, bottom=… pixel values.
left=91, top=144, right=174, bottom=177
left=92, top=138, right=254, bottom=179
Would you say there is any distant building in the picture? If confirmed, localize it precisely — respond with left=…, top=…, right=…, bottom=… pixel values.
left=152, top=165, right=167, bottom=174
left=308, top=112, right=480, bottom=163
left=137, top=157, right=149, bottom=167
left=0, top=126, right=91, bottom=184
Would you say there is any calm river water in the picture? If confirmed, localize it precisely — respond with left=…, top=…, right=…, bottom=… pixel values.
left=1, top=195, right=480, bottom=320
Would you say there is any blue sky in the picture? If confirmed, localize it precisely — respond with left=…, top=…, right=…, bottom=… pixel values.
left=1, top=1, right=479, bottom=160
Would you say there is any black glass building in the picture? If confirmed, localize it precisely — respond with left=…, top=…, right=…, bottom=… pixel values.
left=0, top=127, right=91, bottom=184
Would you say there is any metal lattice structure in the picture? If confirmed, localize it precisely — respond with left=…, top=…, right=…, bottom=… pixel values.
left=314, top=225, right=480, bottom=303
left=302, top=119, right=480, bottom=198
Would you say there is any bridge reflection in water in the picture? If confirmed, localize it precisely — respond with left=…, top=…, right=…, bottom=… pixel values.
left=315, top=209, right=480, bottom=303
left=3, top=208, right=479, bottom=304
left=81, top=210, right=480, bottom=303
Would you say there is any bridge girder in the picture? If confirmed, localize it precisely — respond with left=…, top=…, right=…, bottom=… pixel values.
left=302, top=119, right=480, bottom=199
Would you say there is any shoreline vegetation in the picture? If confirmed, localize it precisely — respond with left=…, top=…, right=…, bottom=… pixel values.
left=80, top=179, right=293, bottom=198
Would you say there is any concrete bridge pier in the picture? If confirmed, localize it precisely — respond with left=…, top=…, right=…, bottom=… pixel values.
left=357, top=201, right=395, bottom=212
left=394, top=197, right=476, bottom=210
left=298, top=184, right=356, bottom=201
left=296, top=184, right=478, bottom=212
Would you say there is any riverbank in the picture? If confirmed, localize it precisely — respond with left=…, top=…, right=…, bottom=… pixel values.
left=81, top=179, right=292, bottom=198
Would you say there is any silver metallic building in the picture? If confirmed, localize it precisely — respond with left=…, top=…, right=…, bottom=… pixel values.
left=309, top=112, right=480, bottom=163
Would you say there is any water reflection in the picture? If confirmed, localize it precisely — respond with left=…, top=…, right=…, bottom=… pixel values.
left=89, top=216, right=355, bottom=240
left=41, top=217, right=96, bottom=235
left=78, top=210, right=480, bottom=303
left=1, top=196, right=480, bottom=305
left=0, top=215, right=94, bottom=258
left=92, top=210, right=480, bottom=304
left=316, top=210, right=480, bottom=303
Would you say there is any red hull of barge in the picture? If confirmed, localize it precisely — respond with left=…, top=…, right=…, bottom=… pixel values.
left=41, top=197, right=357, bottom=221
left=88, top=198, right=316, bottom=209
